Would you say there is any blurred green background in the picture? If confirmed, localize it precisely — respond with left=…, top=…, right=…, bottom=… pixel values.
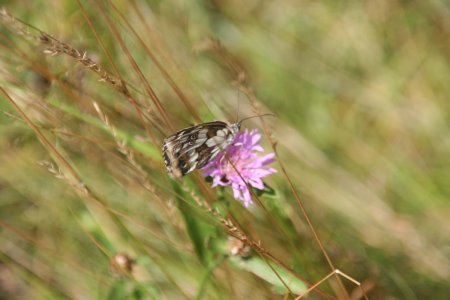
left=0, top=0, right=449, bottom=299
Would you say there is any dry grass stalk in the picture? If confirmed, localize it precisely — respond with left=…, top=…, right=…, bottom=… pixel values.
left=92, top=101, right=161, bottom=196
left=39, top=33, right=129, bottom=96
left=0, top=8, right=129, bottom=98
left=0, top=8, right=36, bottom=41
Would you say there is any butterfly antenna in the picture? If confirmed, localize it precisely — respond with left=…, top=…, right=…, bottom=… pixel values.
left=235, top=88, right=241, bottom=123
left=238, top=113, right=275, bottom=125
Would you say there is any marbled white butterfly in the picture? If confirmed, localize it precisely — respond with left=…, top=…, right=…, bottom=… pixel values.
left=162, top=115, right=272, bottom=178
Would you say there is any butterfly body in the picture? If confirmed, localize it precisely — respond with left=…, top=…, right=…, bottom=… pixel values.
left=162, top=121, right=240, bottom=178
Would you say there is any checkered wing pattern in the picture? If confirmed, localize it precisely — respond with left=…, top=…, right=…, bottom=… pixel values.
left=162, top=121, right=240, bottom=178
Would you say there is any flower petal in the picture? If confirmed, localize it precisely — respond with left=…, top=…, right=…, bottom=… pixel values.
left=202, top=128, right=276, bottom=207
left=249, top=178, right=264, bottom=190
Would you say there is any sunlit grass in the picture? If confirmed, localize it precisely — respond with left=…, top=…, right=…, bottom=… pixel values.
left=0, top=1, right=449, bottom=299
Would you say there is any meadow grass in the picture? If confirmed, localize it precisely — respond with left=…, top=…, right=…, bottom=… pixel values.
left=0, top=1, right=449, bottom=299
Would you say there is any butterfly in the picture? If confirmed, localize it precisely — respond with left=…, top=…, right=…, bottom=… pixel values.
left=162, top=115, right=272, bottom=178
left=162, top=121, right=240, bottom=178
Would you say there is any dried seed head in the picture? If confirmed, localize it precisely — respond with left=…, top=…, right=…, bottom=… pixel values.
left=228, top=237, right=252, bottom=258
left=110, top=253, right=135, bottom=276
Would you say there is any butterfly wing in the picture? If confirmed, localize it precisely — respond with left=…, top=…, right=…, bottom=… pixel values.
left=162, top=121, right=237, bottom=177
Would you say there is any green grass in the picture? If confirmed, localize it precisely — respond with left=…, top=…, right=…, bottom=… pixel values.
left=0, top=1, right=449, bottom=299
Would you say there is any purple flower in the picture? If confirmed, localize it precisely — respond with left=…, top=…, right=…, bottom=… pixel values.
left=202, top=129, right=277, bottom=207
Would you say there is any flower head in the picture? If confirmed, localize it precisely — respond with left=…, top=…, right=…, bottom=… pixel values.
left=202, top=129, right=276, bottom=207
